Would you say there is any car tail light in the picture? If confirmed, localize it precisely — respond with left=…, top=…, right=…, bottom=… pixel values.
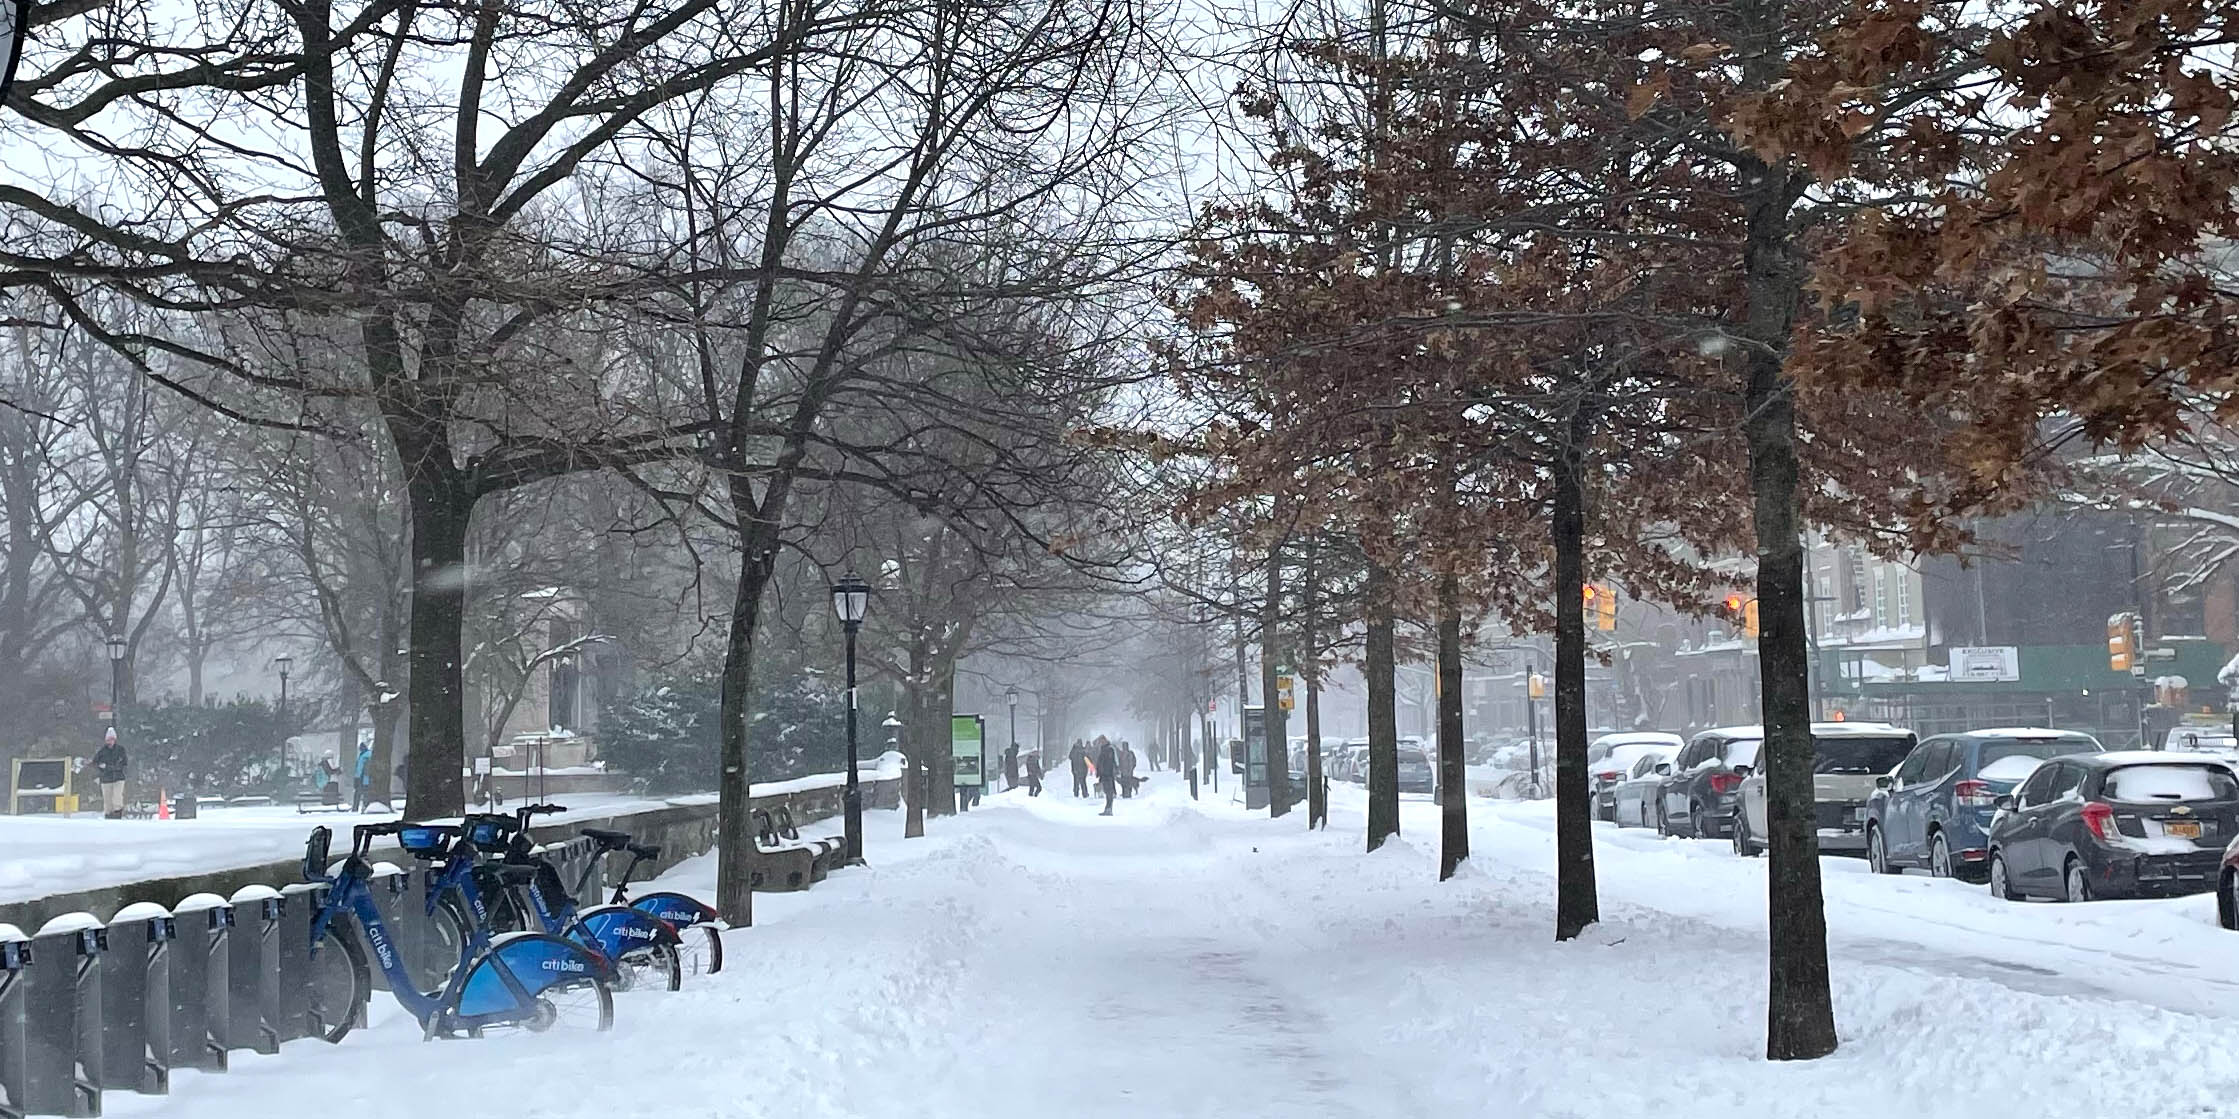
left=2082, top=801, right=2117, bottom=841
left=1954, top=779, right=1994, bottom=808
left=1708, top=773, right=1743, bottom=795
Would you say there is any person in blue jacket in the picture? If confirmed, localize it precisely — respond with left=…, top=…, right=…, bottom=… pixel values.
left=352, top=742, right=373, bottom=812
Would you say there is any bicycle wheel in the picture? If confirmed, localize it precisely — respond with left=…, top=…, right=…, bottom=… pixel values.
left=615, top=940, right=682, bottom=992
left=306, top=922, right=370, bottom=1043
left=676, top=923, right=723, bottom=978
left=521, top=976, right=613, bottom=1034
left=405, top=893, right=471, bottom=997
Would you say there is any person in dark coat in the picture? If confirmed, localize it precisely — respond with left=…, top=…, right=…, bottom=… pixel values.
left=1118, top=742, right=1138, bottom=798
left=1003, top=743, right=1020, bottom=791
left=92, top=731, right=128, bottom=818
left=1023, top=753, right=1044, bottom=796
left=1068, top=740, right=1090, bottom=798
left=1095, top=738, right=1119, bottom=815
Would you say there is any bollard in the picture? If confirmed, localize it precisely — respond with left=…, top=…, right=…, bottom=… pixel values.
left=223, top=887, right=281, bottom=1056
left=98, top=904, right=170, bottom=1096
left=25, top=914, right=103, bottom=1118
left=2, top=923, right=28, bottom=1119
left=166, top=896, right=227, bottom=1075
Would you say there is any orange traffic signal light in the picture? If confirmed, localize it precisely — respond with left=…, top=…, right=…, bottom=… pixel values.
left=2108, top=612, right=2138, bottom=672
left=1720, top=593, right=1759, bottom=638
left=1583, top=584, right=1617, bottom=631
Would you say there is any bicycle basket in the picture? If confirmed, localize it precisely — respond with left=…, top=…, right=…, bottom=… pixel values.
left=468, top=818, right=506, bottom=847
left=398, top=825, right=451, bottom=857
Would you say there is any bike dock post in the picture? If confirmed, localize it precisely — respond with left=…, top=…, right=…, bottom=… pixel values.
left=367, top=864, right=408, bottom=995
left=223, top=886, right=281, bottom=1056
left=167, top=895, right=228, bottom=1074
left=98, top=903, right=171, bottom=1096
left=25, top=914, right=104, bottom=1118
left=2, top=923, right=29, bottom=1119
left=276, top=885, right=323, bottom=1043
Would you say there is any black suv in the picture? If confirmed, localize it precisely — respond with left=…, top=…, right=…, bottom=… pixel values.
left=1653, top=728, right=1762, bottom=838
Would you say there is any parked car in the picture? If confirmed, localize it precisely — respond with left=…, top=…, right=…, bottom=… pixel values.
left=1611, top=747, right=1679, bottom=827
left=1651, top=727, right=1763, bottom=838
left=1589, top=732, right=1684, bottom=821
left=1988, top=752, right=2239, bottom=902
left=1730, top=722, right=1916, bottom=855
left=1861, top=728, right=2102, bottom=880
left=1396, top=744, right=1437, bottom=795
left=2161, top=726, right=2239, bottom=754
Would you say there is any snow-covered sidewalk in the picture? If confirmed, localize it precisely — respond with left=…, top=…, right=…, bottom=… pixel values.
left=112, top=775, right=2239, bottom=1118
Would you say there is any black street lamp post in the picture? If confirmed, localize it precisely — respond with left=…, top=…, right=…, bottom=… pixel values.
left=104, top=633, right=125, bottom=718
left=830, top=571, right=871, bottom=864
left=1006, top=690, right=1018, bottom=787
left=275, top=654, right=294, bottom=783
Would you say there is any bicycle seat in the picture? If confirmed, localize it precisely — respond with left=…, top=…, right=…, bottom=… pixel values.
left=625, top=842, right=661, bottom=860
left=579, top=827, right=632, bottom=849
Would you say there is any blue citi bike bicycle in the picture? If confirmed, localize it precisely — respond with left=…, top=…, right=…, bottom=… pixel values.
left=299, top=821, right=614, bottom=1042
left=470, top=805, right=724, bottom=980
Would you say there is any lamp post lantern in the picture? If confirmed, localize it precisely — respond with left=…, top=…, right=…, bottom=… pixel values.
left=275, top=654, right=294, bottom=783
left=104, top=632, right=125, bottom=713
left=830, top=571, right=871, bottom=863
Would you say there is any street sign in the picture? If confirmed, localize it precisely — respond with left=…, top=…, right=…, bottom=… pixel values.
left=1947, top=645, right=2020, bottom=683
left=950, top=714, right=985, bottom=788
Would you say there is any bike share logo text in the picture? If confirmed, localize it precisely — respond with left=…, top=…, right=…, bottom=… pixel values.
left=614, top=924, right=657, bottom=941
left=540, top=956, right=588, bottom=973
left=366, top=924, right=397, bottom=971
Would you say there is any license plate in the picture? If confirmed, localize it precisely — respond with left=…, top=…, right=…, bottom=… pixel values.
left=1852, top=807, right=1867, bottom=822
left=2165, top=820, right=2203, bottom=839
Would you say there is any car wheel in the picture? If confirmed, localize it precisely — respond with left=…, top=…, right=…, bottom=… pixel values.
left=2063, top=857, right=2093, bottom=904
left=1929, top=832, right=1953, bottom=879
left=1690, top=797, right=1708, bottom=838
left=1731, top=813, right=1758, bottom=857
left=1867, top=825, right=1893, bottom=875
left=2221, top=872, right=2239, bottom=931
left=1654, top=800, right=1670, bottom=837
left=1988, top=852, right=2019, bottom=901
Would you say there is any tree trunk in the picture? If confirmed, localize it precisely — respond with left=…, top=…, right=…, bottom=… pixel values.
left=401, top=469, right=471, bottom=821
left=714, top=512, right=783, bottom=926
left=1365, top=553, right=1400, bottom=851
left=1552, top=414, right=1600, bottom=937
left=1437, top=569, right=1468, bottom=880
left=903, top=647, right=928, bottom=838
left=927, top=660, right=958, bottom=816
left=1304, top=542, right=1325, bottom=830
left=1740, top=150, right=1838, bottom=1061
left=367, top=611, right=402, bottom=810
left=1262, top=543, right=1290, bottom=817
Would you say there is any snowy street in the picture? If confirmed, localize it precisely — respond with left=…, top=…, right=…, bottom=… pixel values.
left=106, top=775, right=2239, bottom=1118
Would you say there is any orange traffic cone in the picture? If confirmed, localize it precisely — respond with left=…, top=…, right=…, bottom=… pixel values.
left=156, top=789, right=170, bottom=820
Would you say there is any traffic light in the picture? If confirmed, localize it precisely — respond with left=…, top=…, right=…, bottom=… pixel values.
left=2108, top=612, right=2138, bottom=673
left=1583, top=584, right=1617, bottom=631
left=1720, top=593, right=1759, bottom=638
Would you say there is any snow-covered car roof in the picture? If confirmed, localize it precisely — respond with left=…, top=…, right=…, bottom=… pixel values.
left=1594, top=742, right=1677, bottom=774
left=2079, top=750, right=2233, bottom=768
left=1964, top=727, right=2097, bottom=740
left=1699, top=722, right=1909, bottom=741
left=1590, top=732, right=1683, bottom=749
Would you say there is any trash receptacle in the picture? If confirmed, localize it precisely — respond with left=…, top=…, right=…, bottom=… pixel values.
left=171, top=795, right=197, bottom=820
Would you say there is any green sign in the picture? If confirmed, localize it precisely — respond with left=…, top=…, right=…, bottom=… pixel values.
left=952, top=714, right=985, bottom=787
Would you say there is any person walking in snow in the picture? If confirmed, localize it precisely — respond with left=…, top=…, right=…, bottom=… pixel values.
left=1096, top=737, right=1119, bottom=816
left=1069, top=740, right=1090, bottom=798
left=1023, top=753, right=1044, bottom=796
left=1004, top=742, right=1020, bottom=790
left=352, top=741, right=373, bottom=812
left=1118, top=741, right=1138, bottom=798
left=92, top=729, right=129, bottom=819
